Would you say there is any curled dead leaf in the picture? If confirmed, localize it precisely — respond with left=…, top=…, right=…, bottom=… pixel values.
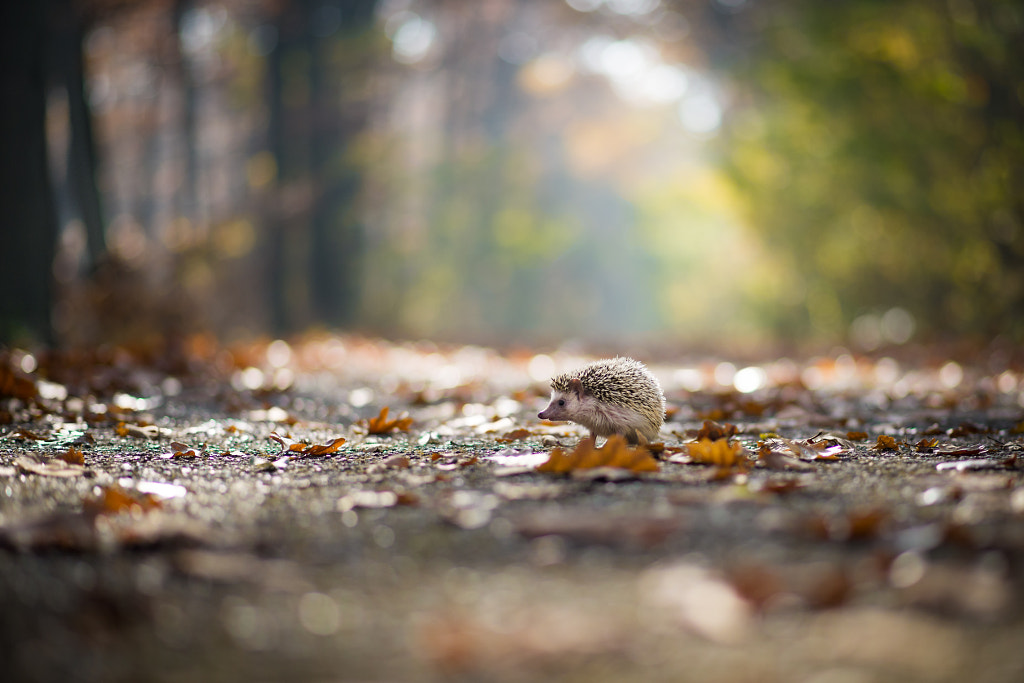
left=115, top=422, right=161, bottom=439
left=268, top=431, right=347, bottom=457
left=695, top=420, right=738, bottom=442
left=874, top=435, right=901, bottom=451
left=364, top=406, right=413, bottom=434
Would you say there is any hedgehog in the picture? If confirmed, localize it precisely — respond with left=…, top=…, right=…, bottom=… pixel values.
left=537, top=357, right=665, bottom=446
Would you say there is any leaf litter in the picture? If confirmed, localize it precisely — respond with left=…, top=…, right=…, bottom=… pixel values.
left=2, top=337, right=1024, bottom=680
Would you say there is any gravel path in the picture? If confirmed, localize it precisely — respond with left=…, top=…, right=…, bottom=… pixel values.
left=2, top=341, right=1023, bottom=682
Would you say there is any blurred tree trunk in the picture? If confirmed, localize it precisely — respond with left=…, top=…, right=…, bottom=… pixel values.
left=0, top=2, right=58, bottom=344
left=172, top=0, right=199, bottom=223
left=266, top=0, right=374, bottom=335
left=54, top=0, right=107, bottom=269
left=265, top=3, right=292, bottom=336
left=308, top=0, right=375, bottom=328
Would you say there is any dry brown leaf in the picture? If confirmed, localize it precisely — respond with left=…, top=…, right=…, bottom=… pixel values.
left=695, top=420, right=738, bottom=442
left=767, top=435, right=848, bottom=461
left=302, top=436, right=348, bottom=456
left=163, top=441, right=203, bottom=458
left=60, top=445, right=85, bottom=465
left=874, top=434, right=901, bottom=451
left=536, top=435, right=660, bottom=474
left=687, top=438, right=750, bottom=470
left=846, top=431, right=869, bottom=441
left=84, top=484, right=162, bottom=516
left=497, top=428, right=532, bottom=442
left=933, top=444, right=986, bottom=457
left=268, top=431, right=346, bottom=457
left=365, top=406, right=413, bottom=434
left=758, top=446, right=815, bottom=471
left=13, top=427, right=46, bottom=441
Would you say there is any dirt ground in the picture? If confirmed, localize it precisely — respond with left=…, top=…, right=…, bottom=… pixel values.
left=2, top=338, right=1023, bottom=682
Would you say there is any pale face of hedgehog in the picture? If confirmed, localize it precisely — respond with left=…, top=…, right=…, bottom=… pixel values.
left=538, top=378, right=655, bottom=445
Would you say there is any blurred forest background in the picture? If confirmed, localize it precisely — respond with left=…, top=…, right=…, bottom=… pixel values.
left=1, top=0, right=1022, bottom=353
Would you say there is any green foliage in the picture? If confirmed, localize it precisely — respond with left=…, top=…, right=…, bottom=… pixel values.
left=719, top=0, right=1024, bottom=340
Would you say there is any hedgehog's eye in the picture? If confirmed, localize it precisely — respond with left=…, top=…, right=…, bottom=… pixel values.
left=557, top=399, right=565, bottom=406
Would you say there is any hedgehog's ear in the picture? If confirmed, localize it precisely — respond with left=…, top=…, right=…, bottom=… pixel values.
left=568, top=378, right=585, bottom=400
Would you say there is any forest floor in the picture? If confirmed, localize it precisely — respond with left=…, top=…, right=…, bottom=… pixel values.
left=2, top=335, right=1024, bottom=683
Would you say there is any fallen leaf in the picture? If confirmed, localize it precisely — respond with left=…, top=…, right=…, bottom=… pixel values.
left=268, top=432, right=346, bottom=457
left=874, top=435, right=901, bottom=451
left=933, top=444, right=986, bottom=457
left=60, top=445, right=85, bottom=465
left=84, top=484, right=162, bottom=516
left=12, top=427, right=46, bottom=441
left=695, top=420, right=738, bottom=442
left=497, top=428, right=532, bottom=442
left=758, top=444, right=815, bottom=471
left=364, top=406, right=413, bottom=434
left=536, top=435, right=660, bottom=474
left=162, top=442, right=204, bottom=458
left=115, top=422, right=161, bottom=439
left=16, top=455, right=86, bottom=478
left=687, top=438, right=749, bottom=470
left=302, top=436, right=348, bottom=456
left=645, top=442, right=666, bottom=456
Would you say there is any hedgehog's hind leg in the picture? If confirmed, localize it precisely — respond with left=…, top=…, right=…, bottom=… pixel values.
left=624, top=428, right=646, bottom=446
